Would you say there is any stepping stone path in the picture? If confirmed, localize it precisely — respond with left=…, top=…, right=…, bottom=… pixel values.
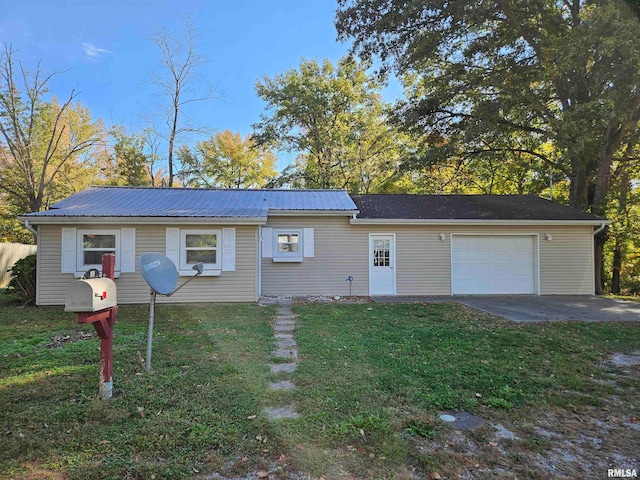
left=264, top=299, right=300, bottom=420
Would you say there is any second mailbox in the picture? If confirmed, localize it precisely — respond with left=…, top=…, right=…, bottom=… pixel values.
left=65, top=278, right=117, bottom=313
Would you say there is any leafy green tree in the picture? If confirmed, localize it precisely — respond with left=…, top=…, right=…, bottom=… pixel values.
left=105, top=125, right=152, bottom=186
left=253, top=57, right=410, bottom=191
left=0, top=44, right=104, bottom=236
left=337, top=0, right=640, bottom=292
left=177, top=130, right=277, bottom=188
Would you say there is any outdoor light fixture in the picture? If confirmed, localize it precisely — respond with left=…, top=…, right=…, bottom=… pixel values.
left=545, top=234, right=553, bottom=241
left=439, top=233, right=446, bottom=241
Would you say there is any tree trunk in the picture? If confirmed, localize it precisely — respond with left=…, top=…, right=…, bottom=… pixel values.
left=610, top=167, right=631, bottom=295
left=568, top=161, right=589, bottom=211
left=594, top=230, right=607, bottom=295
left=611, top=239, right=622, bottom=294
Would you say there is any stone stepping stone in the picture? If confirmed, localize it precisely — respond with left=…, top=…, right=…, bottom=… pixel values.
left=274, top=348, right=298, bottom=359
left=268, top=380, right=295, bottom=391
left=275, top=319, right=295, bottom=326
left=275, top=333, right=293, bottom=340
left=275, top=324, right=294, bottom=331
left=277, top=338, right=297, bottom=348
left=270, top=363, right=297, bottom=373
left=264, top=406, right=299, bottom=420
left=277, top=307, right=292, bottom=315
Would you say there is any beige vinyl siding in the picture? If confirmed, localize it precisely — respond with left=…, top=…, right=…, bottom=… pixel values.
left=262, top=217, right=595, bottom=296
left=36, top=224, right=258, bottom=305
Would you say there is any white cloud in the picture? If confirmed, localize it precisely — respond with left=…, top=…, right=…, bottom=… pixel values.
left=82, top=42, right=112, bottom=59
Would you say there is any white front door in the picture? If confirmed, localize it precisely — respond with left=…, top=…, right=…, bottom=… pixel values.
left=369, top=234, right=396, bottom=295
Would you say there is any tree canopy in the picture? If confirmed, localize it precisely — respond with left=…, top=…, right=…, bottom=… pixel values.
left=0, top=45, right=105, bottom=240
left=253, top=57, right=413, bottom=191
left=177, top=130, right=277, bottom=188
left=337, top=0, right=640, bottom=292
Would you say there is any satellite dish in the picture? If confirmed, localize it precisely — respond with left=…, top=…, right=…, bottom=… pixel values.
left=139, top=253, right=178, bottom=295
left=138, top=253, right=204, bottom=372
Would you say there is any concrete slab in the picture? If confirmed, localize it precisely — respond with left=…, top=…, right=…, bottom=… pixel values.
left=264, top=406, right=299, bottom=420
left=456, top=295, right=640, bottom=322
left=277, top=338, right=297, bottom=349
left=274, top=319, right=295, bottom=326
left=274, top=324, right=295, bottom=332
left=374, top=295, right=640, bottom=323
left=440, top=411, right=485, bottom=430
left=274, top=348, right=298, bottom=359
left=275, top=333, right=293, bottom=340
left=268, top=380, right=295, bottom=391
left=270, top=363, right=297, bottom=373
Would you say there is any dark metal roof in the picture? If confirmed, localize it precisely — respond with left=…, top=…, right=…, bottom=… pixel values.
left=25, top=186, right=358, bottom=218
left=350, top=194, right=604, bottom=221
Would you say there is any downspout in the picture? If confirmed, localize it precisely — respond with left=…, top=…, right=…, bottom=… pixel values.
left=257, top=226, right=262, bottom=299
left=593, top=222, right=606, bottom=236
left=24, top=220, right=38, bottom=237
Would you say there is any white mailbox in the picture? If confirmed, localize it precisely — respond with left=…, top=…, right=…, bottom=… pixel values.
left=65, top=278, right=117, bottom=312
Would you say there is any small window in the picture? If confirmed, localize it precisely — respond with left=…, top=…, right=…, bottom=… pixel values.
left=180, top=229, right=220, bottom=271
left=373, top=239, right=390, bottom=267
left=273, top=229, right=303, bottom=261
left=77, top=229, right=120, bottom=271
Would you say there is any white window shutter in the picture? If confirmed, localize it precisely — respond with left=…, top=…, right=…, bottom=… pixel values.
left=61, top=227, right=77, bottom=273
left=303, top=228, right=314, bottom=257
left=166, top=228, right=180, bottom=268
left=262, top=228, right=273, bottom=258
left=121, top=228, right=136, bottom=272
left=222, top=228, right=236, bottom=272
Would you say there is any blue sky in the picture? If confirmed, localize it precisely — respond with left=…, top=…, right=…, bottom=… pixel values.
left=1, top=0, right=401, bottom=170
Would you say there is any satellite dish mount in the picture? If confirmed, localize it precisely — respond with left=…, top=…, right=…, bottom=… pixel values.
left=139, top=253, right=204, bottom=372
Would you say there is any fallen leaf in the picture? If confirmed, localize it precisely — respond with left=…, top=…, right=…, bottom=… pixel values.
left=137, top=406, right=145, bottom=417
left=429, top=473, right=442, bottom=480
left=240, top=456, right=249, bottom=463
left=256, top=470, right=269, bottom=479
left=475, top=392, right=482, bottom=398
left=360, top=428, right=365, bottom=437
left=192, top=467, right=200, bottom=473
left=247, top=415, right=257, bottom=420
left=489, top=442, right=498, bottom=447
left=99, top=440, right=111, bottom=445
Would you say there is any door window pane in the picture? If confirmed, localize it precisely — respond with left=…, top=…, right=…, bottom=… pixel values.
left=373, top=239, right=390, bottom=267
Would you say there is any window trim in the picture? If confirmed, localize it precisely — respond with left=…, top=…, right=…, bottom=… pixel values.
left=179, top=228, right=221, bottom=272
left=273, top=229, right=303, bottom=262
left=77, top=229, right=121, bottom=273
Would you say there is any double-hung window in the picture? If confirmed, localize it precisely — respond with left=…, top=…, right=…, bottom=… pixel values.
left=180, top=229, right=221, bottom=271
left=77, top=229, right=121, bottom=272
left=273, top=229, right=303, bottom=262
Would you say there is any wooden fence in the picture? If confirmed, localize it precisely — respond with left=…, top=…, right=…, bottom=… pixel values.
left=0, top=243, right=37, bottom=288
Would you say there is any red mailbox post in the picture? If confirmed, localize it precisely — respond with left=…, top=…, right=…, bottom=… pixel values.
left=75, top=254, right=118, bottom=400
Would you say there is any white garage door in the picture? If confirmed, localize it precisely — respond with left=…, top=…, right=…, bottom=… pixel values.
left=451, top=235, right=536, bottom=294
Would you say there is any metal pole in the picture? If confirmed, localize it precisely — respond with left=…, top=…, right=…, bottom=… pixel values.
left=146, top=290, right=156, bottom=372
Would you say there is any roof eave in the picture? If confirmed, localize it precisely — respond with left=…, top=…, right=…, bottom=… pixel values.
left=349, top=218, right=609, bottom=226
left=19, top=216, right=268, bottom=226
left=268, top=209, right=359, bottom=216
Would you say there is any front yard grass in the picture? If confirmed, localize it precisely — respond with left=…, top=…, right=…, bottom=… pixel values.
left=1, top=301, right=639, bottom=479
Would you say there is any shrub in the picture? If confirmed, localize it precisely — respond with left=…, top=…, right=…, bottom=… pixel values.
left=7, top=253, right=37, bottom=305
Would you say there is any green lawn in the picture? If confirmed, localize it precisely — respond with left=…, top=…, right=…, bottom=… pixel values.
left=1, top=301, right=639, bottom=479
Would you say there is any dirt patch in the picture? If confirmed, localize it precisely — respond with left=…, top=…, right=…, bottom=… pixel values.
left=44, top=330, right=93, bottom=348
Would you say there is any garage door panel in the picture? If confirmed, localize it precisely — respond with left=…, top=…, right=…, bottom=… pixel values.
left=452, top=235, right=535, bottom=294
